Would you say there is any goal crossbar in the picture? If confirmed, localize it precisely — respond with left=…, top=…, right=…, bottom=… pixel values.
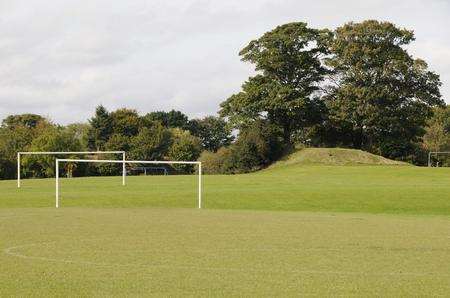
left=18, top=151, right=125, bottom=155
left=55, top=159, right=202, bottom=209
left=17, top=151, right=126, bottom=188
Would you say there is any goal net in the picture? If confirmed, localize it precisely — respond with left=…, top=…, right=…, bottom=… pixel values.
left=55, top=159, right=202, bottom=209
left=428, top=151, right=450, bottom=167
left=17, top=151, right=126, bottom=188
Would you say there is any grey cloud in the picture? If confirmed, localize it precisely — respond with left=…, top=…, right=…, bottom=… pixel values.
left=0, top=0, right=449, bottom=124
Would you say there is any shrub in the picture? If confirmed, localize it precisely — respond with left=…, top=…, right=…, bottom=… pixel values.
left=198, top=147, right=233, bottom=174
left=199, top=120, right=285, bottom=174
left=229, top=120, right=284, bottom=173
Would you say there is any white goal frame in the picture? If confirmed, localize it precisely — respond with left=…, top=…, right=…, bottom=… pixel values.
left=55, top=158, right=202, bottom=209
left=17, top=151, right=126, bottom=188
left=428, top=151, right=450, bottom=167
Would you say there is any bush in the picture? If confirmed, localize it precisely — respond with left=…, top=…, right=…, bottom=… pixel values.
left=198, top=147, right=233, bottom=174
left=229, top=120, right=284, bottom=173
left=199, top=120, right=284, bottom=174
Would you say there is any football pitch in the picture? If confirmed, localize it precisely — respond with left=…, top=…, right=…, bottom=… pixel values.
left=1, top=165, right=450, bottom=296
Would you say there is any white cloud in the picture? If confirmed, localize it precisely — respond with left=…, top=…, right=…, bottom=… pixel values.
left=0, top=0, right=449, bottom=124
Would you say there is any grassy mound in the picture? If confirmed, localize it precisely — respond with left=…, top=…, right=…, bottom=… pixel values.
left=270, top=147, right=410, bottom=168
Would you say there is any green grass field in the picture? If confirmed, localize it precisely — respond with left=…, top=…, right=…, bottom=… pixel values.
left=1, top=160, right=450, bottom=296
left=2, top=165, right=450, bottom=215
left=1, top=208, right=449, bottom=296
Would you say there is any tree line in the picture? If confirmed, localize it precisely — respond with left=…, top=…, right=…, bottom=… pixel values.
left=0, top=20, right=449, bottom=179
left=0, top=109, right=233, bottom=179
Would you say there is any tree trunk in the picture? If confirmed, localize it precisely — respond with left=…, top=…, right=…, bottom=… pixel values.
left=353, top=126, right=364, bottom=149
left=282, top=122, right=292, bottom=146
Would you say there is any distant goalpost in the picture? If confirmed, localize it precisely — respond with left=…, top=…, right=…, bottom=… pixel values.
left=428, top=151, right=450, bottom=167
left=55, top=159, right=202, bottom=209
left=17, top=151, right=126, bottom=188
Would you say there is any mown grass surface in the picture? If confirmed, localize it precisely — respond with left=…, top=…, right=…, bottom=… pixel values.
left=1, top=164, right=450, bottom=296
left=1, top=165, right=450, bottom=215
left=1, top=208, right=449, bottom=296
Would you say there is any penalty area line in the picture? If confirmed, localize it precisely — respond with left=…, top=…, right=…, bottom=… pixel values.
left=2, top=241, right=450, bottom=277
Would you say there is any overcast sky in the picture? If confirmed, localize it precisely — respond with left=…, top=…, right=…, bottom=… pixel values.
left=0, top=0, right=449, bottom=124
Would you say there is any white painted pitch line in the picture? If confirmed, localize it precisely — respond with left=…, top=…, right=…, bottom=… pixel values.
left=3, top=242, right=127, bottom=267
left=3, top=242, right=450, bottom=277
left=0, top=215, right=39, bottom=220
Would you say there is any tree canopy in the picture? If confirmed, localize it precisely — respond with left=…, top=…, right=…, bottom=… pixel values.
left=324, top=20, right=443, bottom=159
left=422, top=106, right=450, bottom=152
left=87, top=105, right=112, bottom=150
left=189, top=116, right=234, bottom=152
left=1, top=114, right=47, bottom=129
left=143, top=110, right=190, bottom=130
left=220, top=22, right=330, bottom=144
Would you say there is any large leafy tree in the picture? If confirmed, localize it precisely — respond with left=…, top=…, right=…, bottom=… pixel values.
left=220, top=22, right=329, bottom=144
left=325, top=20, right=443, bottom=158
left=87, top=105, right=113, bottom=150
left=143, top=110, right=190, bottom=130
left=130, top=123, right=172, bottom=161
left=1, top=114, right=47, bottom=129
left=422, top=105, right=450, bottom=152
left=188, top=116, right=234, bottom=152
left=0, top=125, right=36, bottom=179
left=110, top=108, right=141, bottom=137
left=0, top=115, right=53, bottom=179
left=105, top=134, right=132, bottom=152
left=167, top=128, right=202, bottom=173
left=95, top=133, right=133, bottom=176
left=23, top=126, right=83, bottom=177
left=66, top=123, right=90, bottom=150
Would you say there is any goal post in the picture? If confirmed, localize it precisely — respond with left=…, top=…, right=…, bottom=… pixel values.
left=17, top=151, right=126, bottom=188
left=428, top=151, right=450, bottom=167
left=55, top=159, right=202, bottom=209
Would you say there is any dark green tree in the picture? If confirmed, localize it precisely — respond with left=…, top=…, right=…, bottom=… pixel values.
left=230, top=120, right=284, bottom=172
left=92, top=134, right=133, bottom=176
left=143, top=110, right=190, bottom=129
left=1, top=114, right=47, bottom=129
left=220, top=22, right=330, bottom=144
left=130, top=123, right=172, bottom=161
left=87, top=106, right=113, bottom=150
left=110, top=108, right=141, bottom=137
left=325, top=20, right=443, bottom=159
left=0, top=158, right=14, bottom=179
left=188, top=116, right=234, bottom=151
left=105, top=134, right=132, bottom=152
